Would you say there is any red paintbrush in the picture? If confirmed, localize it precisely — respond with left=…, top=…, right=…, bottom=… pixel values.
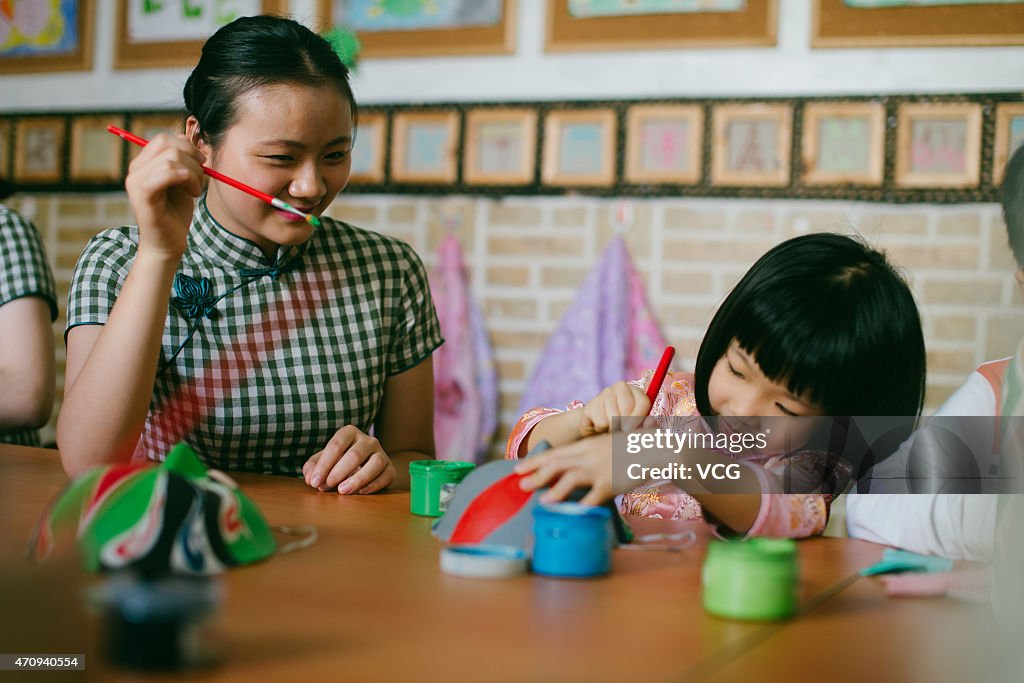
left=107, top=125, right=321, bottom=228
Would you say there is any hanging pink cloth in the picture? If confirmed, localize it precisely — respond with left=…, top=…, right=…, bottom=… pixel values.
left=518, top=235, right=668, bottom=414
left=430, top=235, right=498, bottom=463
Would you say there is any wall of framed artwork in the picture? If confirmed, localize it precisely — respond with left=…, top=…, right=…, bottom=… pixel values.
left=391, top=111, right=459, bottom=184
left=115, top=0, right=286, bottom=69
left=350, top=111, right=387, bottom=185
left=895, top=102, right=982, bottom=189
left=624, top=104, right=704, bottom=186
left=14, top=117, right=66, bottom=184
left=318, top=0, right=516, bottom=57
left=812, top=0, right=1024, bottom=47
left=801, top=101, right=885, bottom=186
left=0, top=92, right=1017, bottom=201
left=464, top=108, right=537, bottom=186
left=994, top=103, right=1024, bottom=186
left=0, top=0, right=93, bottom=74
left=541, top=109, right=617, bottom=187
left=712, top=104, right=792, bottom=187
left=70, top=116, right=124, bottom=182
left=546, top=0, right=777, bottom=51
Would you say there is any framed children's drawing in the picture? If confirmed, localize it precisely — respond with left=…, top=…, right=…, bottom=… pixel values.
left=0, top=0, right=94, bottom=74
left=463, top=108, right=537, bottom=186
left=391, top=111, right=459, bottom=184
left=624, top=104, right=703, bottom=185
left=894, top=102, right=982, bottom=189
left=711, top=104, right=792, bottom=187
left=70, top=116, right=125, bottom=182
left=115, top=0, right=287, bottom=69
left=14, top=117, right=66, bottom=184
left=801, top=101, right=885, bottom=186
left=350, top=112, right=387, bottom=185
left=546, top=0, right=777, bottom=51
left=126, top=113, right=184, bottom=161
left=994, top=103, right=1024, bottom=186
left=812, top=0, right=1024, bottom=48
left=541, top=109, right=617, bottom=187
left=318, top=0, right=516, bottom=57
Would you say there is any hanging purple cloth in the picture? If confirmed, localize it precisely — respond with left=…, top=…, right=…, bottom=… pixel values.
left=431, top=235, right=498, bottom=463
left=518, top=236, right=668, bottom=413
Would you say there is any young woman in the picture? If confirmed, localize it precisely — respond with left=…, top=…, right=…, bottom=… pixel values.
left=60, top=16, right=442, bottom=495
left=510, top=233, right=926, bottom=537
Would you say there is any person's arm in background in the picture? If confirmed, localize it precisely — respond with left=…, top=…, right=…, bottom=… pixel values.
left=0, top=296, right=54, bottom=432
left=846, top=369, right=1000, bottom=560
left=0, top=205, right=58, bottom=439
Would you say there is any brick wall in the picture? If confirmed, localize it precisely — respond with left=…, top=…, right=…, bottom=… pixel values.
left=10, top=192, right=1019, bottom=457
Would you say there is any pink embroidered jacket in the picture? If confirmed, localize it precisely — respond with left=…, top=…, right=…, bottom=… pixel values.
left=505, top=371, right=834, bottom=538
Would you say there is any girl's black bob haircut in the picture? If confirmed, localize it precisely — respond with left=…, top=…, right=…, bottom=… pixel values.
left=694, top=232, right=926, bottom=418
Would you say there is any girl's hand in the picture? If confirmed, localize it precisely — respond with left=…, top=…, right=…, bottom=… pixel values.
left=514, top=433, right=614, bottom=506
left=578, top=381, right=651, bottom=438
left=124, top=134, right=206, bottom=262
left=303, top=425, right=396, bottom=494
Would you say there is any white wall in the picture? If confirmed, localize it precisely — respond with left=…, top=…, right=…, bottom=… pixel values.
left=1, top=0, right=1023, bottom=113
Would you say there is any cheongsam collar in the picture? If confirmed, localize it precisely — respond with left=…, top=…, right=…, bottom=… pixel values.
left=188, top=195, right=311, bottom=275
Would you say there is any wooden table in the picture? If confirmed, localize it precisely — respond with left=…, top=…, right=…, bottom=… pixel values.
left=0, top=445, right=998, bottom=682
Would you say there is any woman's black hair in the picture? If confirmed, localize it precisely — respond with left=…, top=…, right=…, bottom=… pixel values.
left=693, top=232, right=926, bottom=418
left=183, top=15, right=357, bottom=148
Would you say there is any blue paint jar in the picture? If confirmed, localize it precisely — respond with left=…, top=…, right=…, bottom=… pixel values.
left=531, top=502, right=612, bottom=578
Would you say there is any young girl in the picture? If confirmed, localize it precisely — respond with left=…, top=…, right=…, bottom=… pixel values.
left=59, top=16, right=442, bottom=495
left=510, top=233, right=926, bottom=538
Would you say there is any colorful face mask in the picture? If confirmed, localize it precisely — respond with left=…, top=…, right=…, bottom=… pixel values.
left=31, top=443, right=280, bottom=576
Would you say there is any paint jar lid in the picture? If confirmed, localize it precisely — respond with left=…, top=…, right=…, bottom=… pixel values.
left=410, top=460, right=476, bottom=476
left=705, top=537, right=796, bottom=563
left=440, top=544, right=528, bottom=579
left=534, top=502, right=611, bottom=521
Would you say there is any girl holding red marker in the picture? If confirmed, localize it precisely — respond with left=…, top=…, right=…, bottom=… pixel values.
left=509, top=233, right=926, bottom=538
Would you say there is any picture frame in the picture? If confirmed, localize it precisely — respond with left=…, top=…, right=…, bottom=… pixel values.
left=350, top=111, right=387, bottom=185
left=546, top=0, right=777, bottom=52
left=115, top=0, right=287, bottom=69
left=390, top=111, right=459, bottom=184
left=994, top=103, right=1024, bottom=187
left=14, top=117, right=66, bottom=184
left=0, top=0, right=93, bottom=74
left=711, top=103, right=792, bottom=187
left=624, top=104, right=703, bottom=185
left=70, top=116, right=125, bottom=182
left=801, top=101, right=885, bottom=186
left=126, top=113, right=184, bottom=161
left=463, top=108, right=537, bottom=186
left=811, top=0, right=1024, bottom=48
left=318, top=0, right=516, bottom=57
left=894, top=102, right=982, bottom=189
left=541, top=109, right=617, bottom=187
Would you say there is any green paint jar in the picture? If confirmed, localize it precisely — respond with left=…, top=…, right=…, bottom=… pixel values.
left=409, top=460, right=475, bottom=517
left=701, top=538, right=798, bottom=621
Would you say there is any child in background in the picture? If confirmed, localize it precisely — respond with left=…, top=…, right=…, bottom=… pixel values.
left=510, top=233, right=926, bottom=538
left=0, top=179, right=57, bottom=446
left=845, top=144, right=1024, bottom=560
left=59, top=16, right=442, bottom=492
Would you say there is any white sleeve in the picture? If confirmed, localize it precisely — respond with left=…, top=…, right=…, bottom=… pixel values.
left=845, top=493, right=997, bottom=561
left=846, top=371, right=999, bottom=561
